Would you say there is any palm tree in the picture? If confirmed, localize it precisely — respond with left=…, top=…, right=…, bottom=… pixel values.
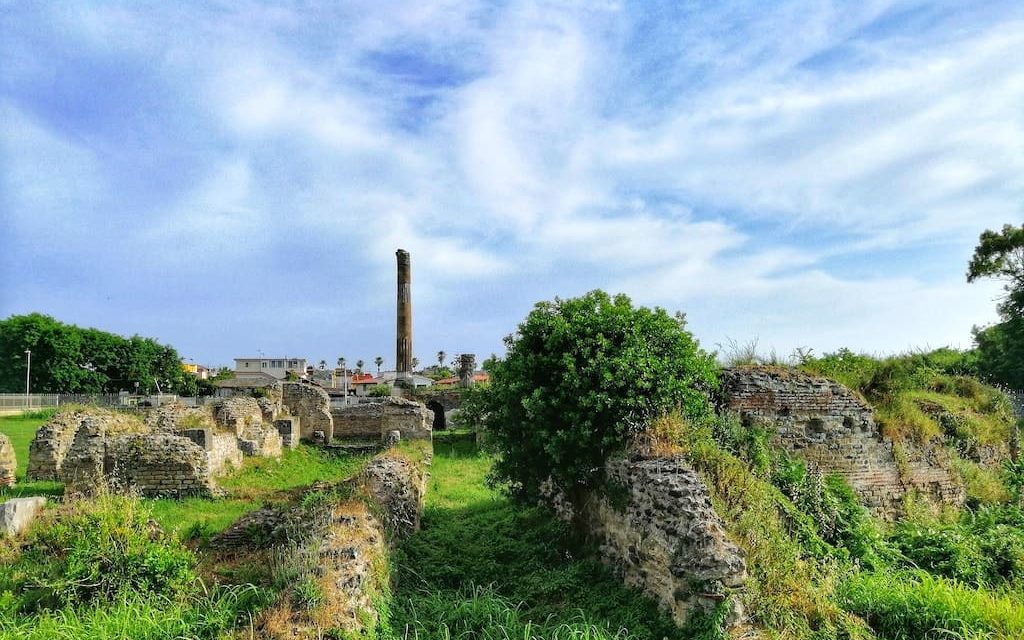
left=356, top=360, right=364, bottom=375
left=437, top=351, right=446, bottom=367
left=374, top=356, right=384, bottom=374
left=318, top=359, right=326, bottom=370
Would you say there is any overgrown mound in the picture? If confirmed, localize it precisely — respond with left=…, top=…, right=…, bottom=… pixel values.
left=0, top=494, right=268, bottom=639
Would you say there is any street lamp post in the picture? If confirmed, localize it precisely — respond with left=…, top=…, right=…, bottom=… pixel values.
left=24, top=350, right=31, bottom=397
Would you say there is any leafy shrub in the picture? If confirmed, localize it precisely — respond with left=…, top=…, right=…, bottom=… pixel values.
left=481, top=291, right=717, bottom=498
left=4, top=494, right=197, bottom=612
left=367, top=384, right=392, bottom=397
left=888, top=520, right=992, bottom=586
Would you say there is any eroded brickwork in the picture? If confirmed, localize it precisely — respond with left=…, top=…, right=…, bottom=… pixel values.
left=720, top=366, right=964, bottom=515
left=332, top=397, right=431, bottom=441
left=545, top=456, right=747, bottom=628
left=0, top=434, right=16, bottom=487
left=283, top=383, right=334, bottom=442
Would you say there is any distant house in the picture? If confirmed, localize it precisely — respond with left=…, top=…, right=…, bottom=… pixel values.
left=234, top=357, right=307, bottom=380
left=181, top=362, right=211, bottom=380
left=213, top=372, right=279, bottom=398
left=435, top=372, right=490, bottom=386
left=376, top=370, right=435, bottom=389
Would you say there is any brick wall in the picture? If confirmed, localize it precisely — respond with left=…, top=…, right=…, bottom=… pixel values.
left=720, top=366, right=964, bottom=516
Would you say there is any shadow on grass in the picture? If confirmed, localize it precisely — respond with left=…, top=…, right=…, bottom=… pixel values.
left=0, top=481, right=63, bottom=501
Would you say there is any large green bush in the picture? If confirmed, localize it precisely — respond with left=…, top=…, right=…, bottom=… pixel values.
left=481, top=290, right=717, bottom=499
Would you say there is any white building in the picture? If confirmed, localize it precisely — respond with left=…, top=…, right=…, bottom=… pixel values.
left=234, top=357, right=307, bottom=380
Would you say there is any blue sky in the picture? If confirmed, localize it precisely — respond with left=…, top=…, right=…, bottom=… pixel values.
left=2, top=1, right=1022, bottom=368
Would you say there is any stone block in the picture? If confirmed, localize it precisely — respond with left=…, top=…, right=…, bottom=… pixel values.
left=0, top=496, right=46, bottom=537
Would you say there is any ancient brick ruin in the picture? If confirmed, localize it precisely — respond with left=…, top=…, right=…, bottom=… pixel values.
left=720, top=365, right=964, bottom=516
left=211, top=443, right=431, bottom=637
left=332, top=397, right=432, bottom=441
left=282, top=382, right=334, bottom=442
left=0, top=433, right=15, bottom=487
left=27, top=400, right=285, bottom=497
left=544, top=456, right=748, bottom=628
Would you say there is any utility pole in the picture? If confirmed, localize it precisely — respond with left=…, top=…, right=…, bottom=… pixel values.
left=24, top=349, right=31, bottom=397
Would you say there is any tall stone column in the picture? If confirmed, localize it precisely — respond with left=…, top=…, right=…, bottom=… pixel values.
left=458, top=353, right=476, bottom=388
left=396, top=250, right=413, bottom=385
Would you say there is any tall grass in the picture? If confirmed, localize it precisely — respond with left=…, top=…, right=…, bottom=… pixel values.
left=838, top=570, right=1024, bottom=640
left=385, top=439, right=689, bottom=640
left=0, top=587, right=269, bottom=640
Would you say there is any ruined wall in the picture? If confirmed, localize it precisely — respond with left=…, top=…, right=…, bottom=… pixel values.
left=213, top=443, right=431, bottom=638
left=103, top=434, right=216, bottom=497
left=29, top=405, right=283, bottom=496
left=283, top=383, right=334, bottom=442
left=144, top=402, right=217, bottom=433
left=546, top=456, right=747, bottom=628
left=182, top=429, right=244, bottom=474
left=720, top=366, right=964, bottom=515
left=212, top=396, right=265, bottom=435
left=239, top=424, right=283, bottom=458
left=332, top=397, right=431, bottom=441
left=27, top=409, right=140, bottom=481
left=274, top=417, right=300, bottom=449
left=0, top=434, right=15, bottom=487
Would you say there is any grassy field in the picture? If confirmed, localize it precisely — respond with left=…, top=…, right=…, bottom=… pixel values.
left=0, top=411, right=62, bottom=499
left=385, top=438, right=695, bottom=640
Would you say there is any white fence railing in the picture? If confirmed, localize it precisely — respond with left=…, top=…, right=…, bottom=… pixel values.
left=0, top=393, right=183, bottom=411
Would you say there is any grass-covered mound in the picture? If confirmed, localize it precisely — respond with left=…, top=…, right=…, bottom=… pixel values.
left=657, top=409, right=1024, bottom=640
left=0, top=494, right=270, bottom=640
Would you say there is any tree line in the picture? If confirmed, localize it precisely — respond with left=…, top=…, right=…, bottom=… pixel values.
left=0, top=313, right=197, bottom=395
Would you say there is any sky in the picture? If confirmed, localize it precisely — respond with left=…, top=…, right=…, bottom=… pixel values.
left=2, top=1, right=1022, bottom=369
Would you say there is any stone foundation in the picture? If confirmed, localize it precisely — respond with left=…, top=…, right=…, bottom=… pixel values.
left=283, top=383, right=334, bottom=442
left=720, top=366, right=965, bottom=516
left=332, top=397, right=432, bottom=441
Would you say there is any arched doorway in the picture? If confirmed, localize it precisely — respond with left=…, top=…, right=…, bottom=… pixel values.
left=426, top=400, right=446, bottom=430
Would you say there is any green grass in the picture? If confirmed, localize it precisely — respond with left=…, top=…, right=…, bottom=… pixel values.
left=0, top=588, right=269, bottom=640
left=149, top=445, right=369, bottom=538
left=385, top=439, right=693, bottom=640
left=839, top=570, right=1024, bottom=640
left=0, top=411, right=63, bottom=499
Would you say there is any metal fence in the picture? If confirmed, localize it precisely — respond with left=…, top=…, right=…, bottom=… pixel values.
left=0, top=393, right=181, bottom=412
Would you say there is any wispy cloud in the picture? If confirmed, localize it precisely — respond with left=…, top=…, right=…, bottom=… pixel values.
left=1, top=1, right=1020, bottom=364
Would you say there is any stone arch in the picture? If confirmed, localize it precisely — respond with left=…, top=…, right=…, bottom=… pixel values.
left=425, top=400, right=446, bottom=431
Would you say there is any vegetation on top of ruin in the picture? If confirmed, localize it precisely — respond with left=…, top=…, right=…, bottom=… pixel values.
left=481, top=290, right=718, bottom=500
